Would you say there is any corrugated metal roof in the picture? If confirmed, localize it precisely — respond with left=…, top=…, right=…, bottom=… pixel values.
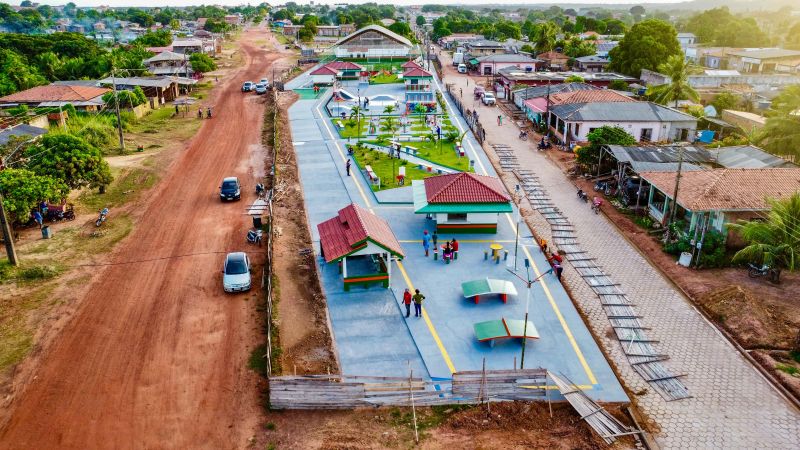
left=629, top=161, right=705, bottom=173
left=551, top=102, right=697, bottom=122
left=333, top=24, right=412, bottom=48
left=513, top=82, right=597, bottom=101
left=710, top=145, right=795, bottom=169
left=0, top=124, right=47, bottom=146
left=607, top=145, right=715, bottom=165
left=477, top=54, right=541, bottom=64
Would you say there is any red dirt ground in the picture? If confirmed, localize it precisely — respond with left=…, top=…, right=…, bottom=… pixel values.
left=0, top=28, right=283, bottom=448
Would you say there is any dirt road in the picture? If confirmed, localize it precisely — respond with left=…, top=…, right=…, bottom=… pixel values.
left=0, top=29, right=281, bottom=449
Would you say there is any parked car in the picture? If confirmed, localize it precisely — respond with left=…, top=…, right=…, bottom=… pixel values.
left=220, top=177, right=241, bottom=201
left=222, top=252, right=251, bottom=292
left=482, top=92, right=496, bottom=106
left=242, top=81, right=254, bottom=92
left=457, top=63, right=467, bottom=73
left=260, top=78, right=270, bottom=88
left=255, top=83, right=267, bottom=94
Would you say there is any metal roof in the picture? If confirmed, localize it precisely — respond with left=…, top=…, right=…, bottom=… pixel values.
left=333, top=24, right=412, bottom=48
left=476, top=54, right=541, bottom=64
left=0, top=124, right=47, bottom=146
left=710, top=145, right=794, bottom=169
left=606, top=145, right=716, bottom=165
left=726, top=48, right=800, bottom=60
left=412, top=181, right=513, bottom=214
left=551, top=102, right=697, bottom=122
left=98, top=76, right=176, bottom=88
left=629, top=161, right=705, bottom=173
left=513, top=82, right=598, bottom=101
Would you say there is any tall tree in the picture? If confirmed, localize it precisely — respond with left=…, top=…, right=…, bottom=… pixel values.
left=25, top=134, right=113, bottom=191
left=755, top=85, right=800, bottom=160
left=416, top=15, right=425, bottom=27
left=685, top=7, right=769, bottom=47
left=608, top=19, right=681, bottom=78
left=0, top=169, right=68, bottom=223
left=531, top=22, right=559, bottom=54
left=646, top=55, right=699, bottom=107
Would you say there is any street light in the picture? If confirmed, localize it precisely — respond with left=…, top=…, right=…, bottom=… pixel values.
left=506, top=259, right=551, bottom=369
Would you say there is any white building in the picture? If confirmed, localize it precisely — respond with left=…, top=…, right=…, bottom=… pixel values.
left=332, top=25, right=412, bottom=59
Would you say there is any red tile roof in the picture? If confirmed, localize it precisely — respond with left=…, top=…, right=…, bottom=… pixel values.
left=402, top=60, right=421, bottom=69
left=640, top=168, right=800, bottom=211
left=537, top=51, right=568, bottom=61
left=311, top=65, right=339, bottom=76
left=0, top=84, right=109, bottom=103
left=550, top=90, right=635, bottom=105
left=424, top=173, right=511, bottom=204
left=326, top=61, right=363, bottom=70
left=317, top=203, right=404, bottom=262
left=402, top=67, right=432, bottom=78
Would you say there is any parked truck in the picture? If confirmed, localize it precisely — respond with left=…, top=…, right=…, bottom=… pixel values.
left=453, top=52, right=464, bottom=66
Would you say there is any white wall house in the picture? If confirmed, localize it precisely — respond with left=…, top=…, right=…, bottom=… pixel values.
left=332, top=25, right=412, bottom=59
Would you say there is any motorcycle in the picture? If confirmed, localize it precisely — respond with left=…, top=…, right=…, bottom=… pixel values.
left=747, top=263, right=780, bottom=283
left=591, top=197, right=603, bottom=214
left=537, top=140, right=552, bottom=150
left=255, top=183, right=266, bottom=198
left=46, top=204, right=76, bottom=222
left=247, top=229, right=263, bottom=246
left=577, top=188, right=588, bottom=203
left=95, top=207, right=109, bottom=227
left=518, top=131, right=528, bottom=141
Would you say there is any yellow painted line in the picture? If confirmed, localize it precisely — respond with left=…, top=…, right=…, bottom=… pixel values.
left=398, top=239, right=516, bottom=243
left=504, top=213, right=598, bottom=385
left=396, top=260, right=457, bottom=374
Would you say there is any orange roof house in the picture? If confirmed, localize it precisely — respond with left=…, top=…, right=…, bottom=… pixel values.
left=0, top=84, right=109, bottom=109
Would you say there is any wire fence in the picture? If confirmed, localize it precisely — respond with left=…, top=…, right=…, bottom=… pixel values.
left=261, top=90, right=280, bottom=376
left=445, top=83, right=486, bottom=144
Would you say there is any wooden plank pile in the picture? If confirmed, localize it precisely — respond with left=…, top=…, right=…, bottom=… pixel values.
left=452, top=368, right=548, bottom=401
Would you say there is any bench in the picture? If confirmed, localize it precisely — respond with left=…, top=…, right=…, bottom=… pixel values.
left=336, top=120, right=345, bottom=129
left=474, top=318, right=539, bottom=348
left=462, top=278, right=518, bottom=304
left=364, top=165, right=378, bottom=183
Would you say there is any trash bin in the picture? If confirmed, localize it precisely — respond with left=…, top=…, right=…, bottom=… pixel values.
left=41, top=226, right=52, bottom=239
left=678, top=252, right=692, bottom=267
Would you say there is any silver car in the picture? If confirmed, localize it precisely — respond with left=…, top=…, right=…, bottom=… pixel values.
left=222, top=252, right=251, bottom=292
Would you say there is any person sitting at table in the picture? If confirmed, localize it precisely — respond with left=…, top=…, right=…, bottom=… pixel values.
left=443, top=242, right=453, bottom=261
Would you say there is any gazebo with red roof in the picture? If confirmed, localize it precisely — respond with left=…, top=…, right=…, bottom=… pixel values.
left=317, top=203, right=405, bottom=290
left=412, top=173, right=513, bottom=233
left=401, top=60, right=422, bottom=69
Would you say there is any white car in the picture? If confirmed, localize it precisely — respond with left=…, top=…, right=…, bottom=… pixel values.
left=222, top=252, right=251, bottom=293
left=482, top=92, right=496, bottom=106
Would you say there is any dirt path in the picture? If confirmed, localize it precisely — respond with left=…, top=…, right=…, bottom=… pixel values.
left=0, top=28, right=283, bottom=449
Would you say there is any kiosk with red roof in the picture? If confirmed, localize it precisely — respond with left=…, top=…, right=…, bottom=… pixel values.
left=318, top=203, right=405, bottom=291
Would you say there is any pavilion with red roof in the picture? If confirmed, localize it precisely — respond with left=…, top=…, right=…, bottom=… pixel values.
left=402, top=64, right=434, bottom=106
left=318, top=203, right=404, bottom=290
left=412, top=173, right=513, bottom=233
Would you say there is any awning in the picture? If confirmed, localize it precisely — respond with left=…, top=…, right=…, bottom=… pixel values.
left=468, top=58, right=479, bottom=65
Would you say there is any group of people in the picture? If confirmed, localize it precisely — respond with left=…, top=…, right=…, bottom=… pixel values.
left=197, top=107, right=213, bottom=119
left=402, top=288, right=425, bottom=318
left=421, top=230, right=459, bottom=262
left=539, top=238, right=564, bottom=282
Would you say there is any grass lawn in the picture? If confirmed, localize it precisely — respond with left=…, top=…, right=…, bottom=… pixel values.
left=273, top=33, right=291, bottom=45
left=364, top=139, right=472, bottom=172
left=341, top=59, right=408, bottom=72
left=350, top=146, right=434, bottom=192
left=370, top=73, right=400, bottom=84
left=336, top=119, right=369, bottom=139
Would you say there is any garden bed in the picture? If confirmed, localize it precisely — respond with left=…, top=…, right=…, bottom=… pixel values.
left=349, top=145, right=433, bottom=191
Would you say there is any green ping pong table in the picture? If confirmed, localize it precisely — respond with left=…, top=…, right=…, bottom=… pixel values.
left=474, top=318, right=539, bottom=347
left=461, top=278, right=518, bottom=304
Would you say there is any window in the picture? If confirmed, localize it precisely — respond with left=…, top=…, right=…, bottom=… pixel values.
left=447, top=213, right=468, bottom=221
left=588, top=127, right=597, bottom=134
left=640, top=128, right=653, bottom=142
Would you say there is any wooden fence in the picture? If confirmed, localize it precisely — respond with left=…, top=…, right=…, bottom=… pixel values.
left=269, top=369, right=550, bottom=409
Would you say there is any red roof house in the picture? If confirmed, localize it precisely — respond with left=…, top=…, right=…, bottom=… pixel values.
left=0, top=84, right=109, bottom=110
left=325, top=61, right=364, bottom=71
left=401, top=60, right=422, bottom=69
left=317, top=203, right=404, bottom=290
left=402, top=67, right=433, bottom=78
left=413, top=173, right=513, bottom=233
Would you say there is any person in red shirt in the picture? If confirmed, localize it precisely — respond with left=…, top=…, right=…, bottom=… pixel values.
left=451, top=238, right=459, bottom=260
left=402, top=288, right=412, bottom=318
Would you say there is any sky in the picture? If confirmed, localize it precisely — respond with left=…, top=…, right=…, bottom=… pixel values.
left=2, top=0, right=688, bottom=7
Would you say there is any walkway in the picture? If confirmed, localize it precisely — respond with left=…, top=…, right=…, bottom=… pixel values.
left=438, top=51, right=800, bottom=449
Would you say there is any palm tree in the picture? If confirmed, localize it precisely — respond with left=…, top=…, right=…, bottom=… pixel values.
left=532, top=22, right=558, bottom=54
left=646, top=55, right=699, bottom=108
left=755, top=85, right=800, bottom=161
left=729, top=192, right=800, bottom=282
left=383, top=104, right=396, bottom=115
left=349, top=105, right=363, bottom=139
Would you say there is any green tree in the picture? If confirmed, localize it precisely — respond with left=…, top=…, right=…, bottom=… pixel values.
left=0, top=169, right=68, bottom=223
left=786, top=22, right=800, bottom=50
left=711, top=91, right=739, bottom=113
left=416, top=15, right=425, bottom=27
left=388, top=22, right=413, bottom=39
left=608, top=19, right=681, bottom=78
left=189, top=53, right=217, bottom=73
left=102, top=86, right=147, bottom=108
left=0, top=49, right=47, bottom=96
left=646, top=55, right=699, bottom=107
left=730, top=193, right=800, bottom=280
left=563, top=37, right=596, bottom=58
left=608, top=79, right=630, bottom=91
left=576, top=126, right=636, bottom=167
left=132, top=30, right=173, bottom=47
left=531, top=21, right=559, bottom=54
left=755, top=85, right=800, bottom=159
left=685, top=7, right=769, bottom=47
left=25, top=134, right=113, bottom=190
left=298, top=27, right=314, bottom=42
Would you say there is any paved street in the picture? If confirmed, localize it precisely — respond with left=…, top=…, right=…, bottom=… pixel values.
left=437, top=52, right=800, bottom=449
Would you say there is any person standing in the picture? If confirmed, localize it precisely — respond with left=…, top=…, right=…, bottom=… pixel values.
left=32, top=210, right=43, bottom=229
left=432, top=230, right=438, bottom=249
left=345, top=158, right=351, bottom=176
left=422, top=230, right=431, bottom=256
left=497, top=115, right=502, bottom=126
left=403, top=288, right=413, bottom=318
left=412, top=289, right=426, bottom=317
left=451, top=238, right=459, bottom=259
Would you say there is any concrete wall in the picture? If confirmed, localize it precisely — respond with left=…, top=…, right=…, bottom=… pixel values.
left=566, top=120, right=695, bottom=143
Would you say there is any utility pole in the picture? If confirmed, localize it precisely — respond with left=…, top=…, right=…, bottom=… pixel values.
left=0, top=191, right=18, bottom=266
left=110, top=67, right=125, bottom=153
left=664, top=145, right=684, bottom=241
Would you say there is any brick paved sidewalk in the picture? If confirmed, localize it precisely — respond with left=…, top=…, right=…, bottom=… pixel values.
left=437, top=71, right=800, bottom=448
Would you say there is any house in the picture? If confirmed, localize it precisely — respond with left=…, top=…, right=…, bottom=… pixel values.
left=536, top=51, right=569, bottom=70
left=720, top=110, right=766, bottom=134
left=573, top=55, right=610, bottom=73
left=310, top=65, right=339, bottom=85
left=0, top=84, right=109, bottom=111
left=475, top=54, right=541, bottom=77
left=639, top=168, right=800, bottom=243
left=725, top=49, right=800, bottom=74
left=98, top=76, right=196, bottom=106
left=412, top=173, right=513, bottom=234
left=513, top=82, right=598, bottom=123
left=497, top=67, right=637, bottom=91
left=438, top=33, right=482, bottom=49
left=93, top=21, right=106, bottom=31
left=0, top=124, right=48, bottom=146
left=317, top=203, right=404, bottom=290
left=324, top=61, right=363, bottom=79
left=332, top=25, right=412, bottom=59
left=402, top=66, right=434, bottom=105
left=676, top=32, right=696, bottom=48
left=224, top=15, right=241, bottom=26
left=547, top=101, right=697, bottom=144
left=465, top=39, right=505, bottom=56
left=144, top=51, right=193, bottom=77
left=172, top=38, right=203, bottom=55
left=521, top=86, right=635, bottom=126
